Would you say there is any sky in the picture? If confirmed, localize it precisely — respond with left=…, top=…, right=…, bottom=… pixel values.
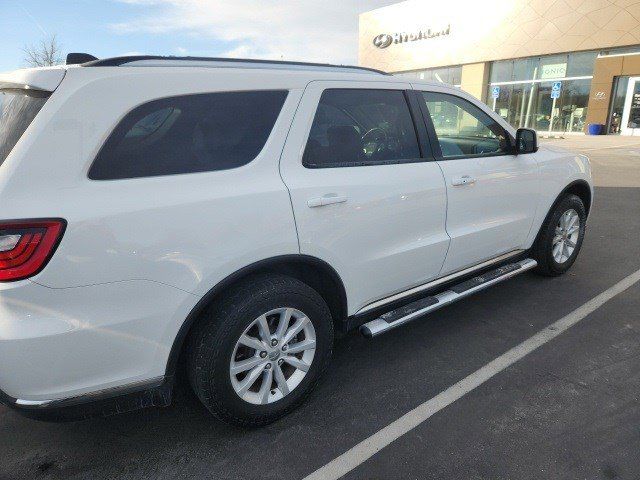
left=0, top=0, right=397, bottom=72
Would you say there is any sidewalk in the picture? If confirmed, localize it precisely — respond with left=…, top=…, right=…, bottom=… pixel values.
left=540, top=135, right=640, bottom=188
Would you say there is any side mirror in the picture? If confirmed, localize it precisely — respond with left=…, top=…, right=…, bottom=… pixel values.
left=515, top=128, right=538, bottom=154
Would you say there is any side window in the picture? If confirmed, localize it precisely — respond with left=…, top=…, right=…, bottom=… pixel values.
left=303, top=89, right=420, bottom=168
left=420, top=91, right=511, bottom=159
left=89, top=90, right=288, bottom=180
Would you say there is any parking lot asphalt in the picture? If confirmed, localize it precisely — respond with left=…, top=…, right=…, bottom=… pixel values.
left=1, top=137, right=640, bottom=480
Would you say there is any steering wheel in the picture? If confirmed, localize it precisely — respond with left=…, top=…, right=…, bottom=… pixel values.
left=361, top=127, right=388, bottom=144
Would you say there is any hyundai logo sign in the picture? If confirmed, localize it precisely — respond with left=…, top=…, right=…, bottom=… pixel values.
left=373, top=34, right=393, bottom=49
left=373, top=25, right=451, bottom=49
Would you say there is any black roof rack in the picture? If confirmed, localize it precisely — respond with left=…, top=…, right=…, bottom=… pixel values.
left=66, top=53, right=98, bottom=65
left=80, top=55, right=390, bottom=75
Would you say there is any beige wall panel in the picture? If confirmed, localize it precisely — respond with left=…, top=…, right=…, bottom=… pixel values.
left=614, top=0, right=640, bottom=7
left=626, top=2, right=640, bottom=19
left=585, top=81, right=612, bottom=127
left=622, top=54, right=640, bottom=73
left=585, top=106, right=609, bottom=125
left=584, top=56, right=626, bottom=128
left=586, top=7, right=619, bottom=28
left=460, top=63, right=489, bottom=101
left=360, top=0, right=640, bottom=72
left=591, top=56, right=624, bottom=83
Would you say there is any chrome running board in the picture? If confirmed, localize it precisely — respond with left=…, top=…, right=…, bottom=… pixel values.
left=356, top=250, right=524, bottom=315
left=360, top=258, right=537, bottom=338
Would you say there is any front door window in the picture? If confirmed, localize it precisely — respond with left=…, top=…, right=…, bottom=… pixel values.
left=421, top=91, right=510, bottom=158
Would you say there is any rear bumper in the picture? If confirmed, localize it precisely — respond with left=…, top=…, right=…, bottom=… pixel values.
left=0, top=278, right=196, bottom=409
left=0, top=377, right=172, bottom=422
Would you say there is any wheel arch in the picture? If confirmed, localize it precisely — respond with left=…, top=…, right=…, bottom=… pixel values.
left=164, top=254, right=348, bottom=378
left=561, top=179, right=592, bottom=216
left=532, top=179, right=592, bottom=248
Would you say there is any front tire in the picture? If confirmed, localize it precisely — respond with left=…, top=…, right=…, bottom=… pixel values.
left=187, top=274, right=333, bottom=427
left=532, top=194, right=587, bottom=276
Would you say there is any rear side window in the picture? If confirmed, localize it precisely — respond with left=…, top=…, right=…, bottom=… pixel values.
left=0, top=89, right=50, bottom=166
left=302, top=89, right=420, bottom=168
left=89, top=90, right=288, bottom=180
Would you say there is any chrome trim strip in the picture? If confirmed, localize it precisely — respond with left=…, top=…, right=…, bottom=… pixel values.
left=15, top=398, right=52, bottom=407
left=356, top=250, right=524, bottom=315
left=361, top=259, right=537, bottom=337
left=14, top=376, right=165, bottom=409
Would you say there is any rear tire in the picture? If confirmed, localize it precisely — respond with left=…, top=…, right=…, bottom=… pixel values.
left=187, top=274, right=333, bottom=427
left=532, top=194, right=586, bottom=276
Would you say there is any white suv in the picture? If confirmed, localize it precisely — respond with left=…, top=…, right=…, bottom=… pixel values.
left=0, top=55, right=592, bottom=426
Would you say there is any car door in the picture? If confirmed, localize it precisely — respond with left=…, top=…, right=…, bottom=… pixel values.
left=280, top=81, right=450, bottom=314
left=414, top=87, right=539, bottom=275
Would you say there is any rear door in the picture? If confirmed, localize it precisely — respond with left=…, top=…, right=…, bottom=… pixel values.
left=414, top=87, right=539, bottom=275
left=280, top=81, right=450, bottom=314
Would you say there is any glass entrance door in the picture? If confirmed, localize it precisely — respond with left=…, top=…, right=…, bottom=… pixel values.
left=621, top=77, right=640, bottom=136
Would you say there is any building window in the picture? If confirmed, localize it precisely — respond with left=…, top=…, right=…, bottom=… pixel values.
left=487, top=51, right=598, bottom=133
left=608, top=76, right=630, bottom=134
left=394, top=66, right=462, bottom=87
left=599, top=45, right=640, bottom=57
left=488, top=79, right=590, bottom=133
left=490, top=51, right=598, bottom=84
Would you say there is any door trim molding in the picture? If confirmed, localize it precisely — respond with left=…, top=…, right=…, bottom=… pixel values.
left=355, top=249, right=525, bottom=315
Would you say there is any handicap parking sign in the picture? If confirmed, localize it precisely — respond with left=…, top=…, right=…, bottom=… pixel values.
left=491, top=86, right=500, bottom=99
left=551, top=81, right=562, bottom=98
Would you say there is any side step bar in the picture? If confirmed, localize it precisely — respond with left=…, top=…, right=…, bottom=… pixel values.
left=360, top=258, right=537, bottom=338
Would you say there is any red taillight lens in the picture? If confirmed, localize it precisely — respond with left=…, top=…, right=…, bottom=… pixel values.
left=0, top=219, right=66, bottom=281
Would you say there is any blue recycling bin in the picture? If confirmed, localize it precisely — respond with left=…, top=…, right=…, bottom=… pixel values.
left=588, top=123, right=604, bottom=135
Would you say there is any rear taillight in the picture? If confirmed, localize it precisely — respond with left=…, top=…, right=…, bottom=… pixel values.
left=0, top=219, right=66, bottom=281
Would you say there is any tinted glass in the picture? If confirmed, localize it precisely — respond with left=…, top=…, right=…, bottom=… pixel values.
left=303, top=89, right=420, bottom=168
left=490, top=60, right=514, bottom=83
left=89, top=90, right=288, bottom=180
left=566, top=51, right=597, bottom=77
left=608, top=76, right=629, bottom=134
left=0, top=89, right=49, bottom=166
left=421, top=92, right=510, bottom=158
left=512, top=57, right=539, bottom=82
left=487, top=78, right=591, bottom=132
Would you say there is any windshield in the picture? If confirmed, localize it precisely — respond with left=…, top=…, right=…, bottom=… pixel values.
left=0, top=88, right=50, bottom=166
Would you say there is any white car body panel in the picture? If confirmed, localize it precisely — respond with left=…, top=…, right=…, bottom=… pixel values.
left=0, top=64, right=593, bottom=405
left=436, top=151, right=539, bottom=274
left=0, top=66, right=66, bottom=92
left=524, top=145, right=593, bottom=246
left=1, top=67, right=304, bottom=294
left=410, top=83, right=592, bottom=274
left=280, top=80, right=450, bottom=313
left=0, top=279, right=197, bottom=400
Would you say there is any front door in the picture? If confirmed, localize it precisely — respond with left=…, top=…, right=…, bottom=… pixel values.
left=621, top=76, right=640, bottom=136
left=279, top=81, right=450, bottom=314
left=415, top=87, right=539, bottom=275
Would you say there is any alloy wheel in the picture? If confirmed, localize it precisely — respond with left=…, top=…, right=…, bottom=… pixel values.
left=229, top=308, right=316, bottom=405
left=552, top=208, right=580, bottom=264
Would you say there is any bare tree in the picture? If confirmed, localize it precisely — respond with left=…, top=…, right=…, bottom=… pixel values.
left=23, top=35, right=64, bottom=67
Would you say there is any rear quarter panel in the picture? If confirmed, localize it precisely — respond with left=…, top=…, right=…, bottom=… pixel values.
left=0, top=67, right=305, bottom=296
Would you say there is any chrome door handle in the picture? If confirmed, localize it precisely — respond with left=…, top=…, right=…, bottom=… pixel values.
left=451, top=175, right=476, bottom=186
left=307, top=194, right=348, bottom=208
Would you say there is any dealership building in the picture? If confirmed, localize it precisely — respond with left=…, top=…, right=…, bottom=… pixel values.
left=359, top=0, right=640, bottom=135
